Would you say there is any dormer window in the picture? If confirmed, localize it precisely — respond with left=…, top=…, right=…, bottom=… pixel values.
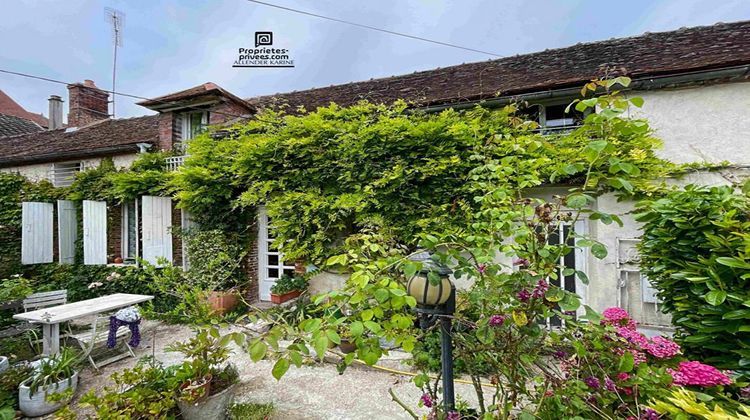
left=182, top=111, right=208, bottom=141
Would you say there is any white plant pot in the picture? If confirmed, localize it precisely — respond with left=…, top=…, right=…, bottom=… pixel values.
left=177, top=382, right=237, bottom=420
left=18, top=371, right=79, bottom=417
left=0, top=356, right=8, bottom=373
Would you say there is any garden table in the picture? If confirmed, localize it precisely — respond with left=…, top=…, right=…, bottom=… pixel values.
left=13, top=293, right=153, bottom=356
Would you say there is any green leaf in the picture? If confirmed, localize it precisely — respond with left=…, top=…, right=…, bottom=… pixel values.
left=360, top=309, right=374, bottom=321
left=618, top=351, right=634, bottom=373
left=403, top=261, right=419, bottom=279
left=591, top=242, right=608, bottom=259
left=249, top=340, right=267, bottom=362
left=629, top=97, right=644, bottom=107
left=350, top=321, right=364, bottom=337
left=326, top=329, right=341, bottom=345
left=364, top=321, right=382, bottom=333
left=374, top=288, right=390, bottom=303
left=271, top=358, right=290, bottom=380
left=716, top=257, right=750, bottom=269
left=575, top=270, right=589, bottom=285
left=314, top=334, right=329, bottom=360
left=705, top=290, right=727, bottom=306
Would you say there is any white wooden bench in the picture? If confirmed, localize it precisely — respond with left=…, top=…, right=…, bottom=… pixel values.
left=23, top=290, right=68, bottom=312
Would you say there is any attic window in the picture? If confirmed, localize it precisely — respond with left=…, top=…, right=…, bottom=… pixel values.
left=52, top=161, right=83, bottom=187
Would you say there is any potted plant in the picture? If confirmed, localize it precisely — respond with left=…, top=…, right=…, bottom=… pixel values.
left=207, top=289, right=240, bottom=316
left=270, top=274, right=307, bottom=304
left=18, top=347, right=80, bottom=417
left=168, top=327, right=241, bottom=420
left=338, top=328, right=357, bottom=354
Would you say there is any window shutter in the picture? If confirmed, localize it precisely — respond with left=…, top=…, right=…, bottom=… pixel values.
left=57, top=200, right=77, bottom=264
left=83, top=200, right=107, bottom=265
left=21, top=202, right=53, bottom=264
left=142, top=196, right=173, bottom=266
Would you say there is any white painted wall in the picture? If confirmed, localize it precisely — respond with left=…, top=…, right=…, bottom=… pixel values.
left=0, top=153, right=140, bottom=183
left=631, top=81, right=750, bottom=165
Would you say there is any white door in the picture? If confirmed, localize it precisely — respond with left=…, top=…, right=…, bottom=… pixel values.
left=21, top=202, right=53, bottom=264
left=142, top=196, right=173, bottom=266
left=258, top=206, right=295, bottom=300
left=57, top=200, right=77, bottom=264
left=83, top=200, right=107, bottom=265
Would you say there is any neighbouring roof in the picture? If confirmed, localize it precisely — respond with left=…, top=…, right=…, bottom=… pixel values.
left=0, top=115, right=158, bottom=167
left=137, top=82, right=255, bottom=112
left=0, top=113, right=43, bottom=137
left=0, top=89, right=48, bottom=128
left=247, top=20, right=750, bottom=110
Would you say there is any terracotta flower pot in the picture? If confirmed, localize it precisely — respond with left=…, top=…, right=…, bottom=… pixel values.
left=270, top=290, right=301, bottom=304
left=208, top=291, right=239, bottom=315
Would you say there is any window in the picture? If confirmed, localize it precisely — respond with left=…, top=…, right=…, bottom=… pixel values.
left=519, top=102, right=584, bottom=134
left=258, top=207, right=295, bottom=300
left=542, top=220, right=588, bottom=328
left=121, top=200, right=138, bottom=263
left=177, top=111, right=208, bottom=153
left=51, top=161, right=83, bottom=187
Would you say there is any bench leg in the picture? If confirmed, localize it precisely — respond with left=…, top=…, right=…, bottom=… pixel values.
left=41, top=324, right=60, bottom=356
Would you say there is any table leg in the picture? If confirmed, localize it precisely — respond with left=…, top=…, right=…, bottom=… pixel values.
left=41, top=324, right=60, bottom=356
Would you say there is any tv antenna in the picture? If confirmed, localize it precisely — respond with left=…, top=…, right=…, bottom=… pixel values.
left=105, top=8, right=125, bottom=118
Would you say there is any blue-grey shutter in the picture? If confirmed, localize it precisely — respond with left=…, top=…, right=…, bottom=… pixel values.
left=142, top=196, right=173, bottom=266
left=21, top=202, right=53, bottom=264
left=83, top=200, right=107, bottom=265
left=57, top=200, right=77, bottom=264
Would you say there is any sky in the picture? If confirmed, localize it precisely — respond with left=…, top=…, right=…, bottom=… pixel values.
left=1, top=0, right=749, bottom=121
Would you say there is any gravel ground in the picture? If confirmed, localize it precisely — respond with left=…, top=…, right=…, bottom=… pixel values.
left=71, top=321, right=480, bottom=419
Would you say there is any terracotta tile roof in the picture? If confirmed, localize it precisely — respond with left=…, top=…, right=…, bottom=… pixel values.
left=137, top=82, right=254, bottom=112
left=247, top=20, right=750, bottom=110
left=0, top=113, right=43, bottom=137
left=0, top=115, right=158, bottom=167
left=0, top=89, right=48, bottom=128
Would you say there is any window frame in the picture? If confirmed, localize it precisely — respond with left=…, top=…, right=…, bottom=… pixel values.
left=258, top=206, right=296, bottom=301
left=51, top=161, right=84, bottom=187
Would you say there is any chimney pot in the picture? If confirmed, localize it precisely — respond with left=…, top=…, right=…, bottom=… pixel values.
left=48, top=95, right=63, bottom=130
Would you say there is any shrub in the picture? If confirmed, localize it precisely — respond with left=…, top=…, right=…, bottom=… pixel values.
left=636, top=185, right=750, bottom=370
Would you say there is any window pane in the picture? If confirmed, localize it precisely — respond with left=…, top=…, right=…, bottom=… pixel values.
left=283, top=269, right=295, bottom=277
left=268, top=268, right=279, bottom=278
left=268, top=254, right=279, bottom=266
left=125, top=200, right=137, bottom=259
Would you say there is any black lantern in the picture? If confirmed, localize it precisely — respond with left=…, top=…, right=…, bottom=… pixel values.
left=406, top=251, right=456, bottom=411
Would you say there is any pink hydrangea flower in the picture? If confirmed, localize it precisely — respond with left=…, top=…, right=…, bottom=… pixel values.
left=602, top=307, right=637, bottom=330
left=668, top=361, right=732, bottom=387
left=644, top=336, right=680, bottom=359
left=614, top=347, right=647, bottom=365
left=617, top=372, right=630, bottom=381
left=616, top=326, right=650, bottom=349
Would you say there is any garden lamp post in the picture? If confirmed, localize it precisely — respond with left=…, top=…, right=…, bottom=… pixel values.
left=406, top=251, right=456, bottom=411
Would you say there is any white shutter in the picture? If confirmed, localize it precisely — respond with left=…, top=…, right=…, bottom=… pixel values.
left=57, top=200, right=77, bottom=264
left=21, top=202, right=53, bottom=264
left=83, top=200, right=107, bottom=265
left=142, top=196, right=173, bottom=266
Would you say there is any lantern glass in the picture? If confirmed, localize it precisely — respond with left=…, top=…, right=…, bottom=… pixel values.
left=407, top=273, right=452, bottom=306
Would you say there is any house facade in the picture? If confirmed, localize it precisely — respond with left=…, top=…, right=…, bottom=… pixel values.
left=1, top=21, right=748, bottom=330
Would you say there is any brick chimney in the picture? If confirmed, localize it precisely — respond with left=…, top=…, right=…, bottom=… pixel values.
left=67, top=80, right=109, bottom=127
